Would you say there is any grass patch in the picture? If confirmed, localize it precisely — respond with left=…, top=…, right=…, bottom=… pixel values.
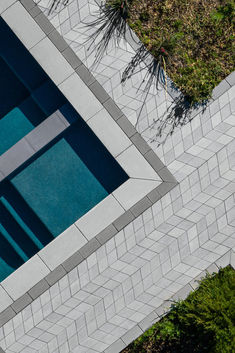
left=127, top=0, right=235, bottom=103
left=122, top=266, right=235, bottom=353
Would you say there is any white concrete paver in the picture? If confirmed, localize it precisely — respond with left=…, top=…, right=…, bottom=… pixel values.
left=0, top=0, right=234, bottom=352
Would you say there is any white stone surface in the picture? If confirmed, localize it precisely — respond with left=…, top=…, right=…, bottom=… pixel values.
left=39, top=225, right=88, bottom=271
left=117, top=145, right=161, bottom=181
left=59, top=72, right=104, bottom=121
left=1, top=255, right=50, bottom=300
left=75, top=196, right=125, bottom=240
left=30, top=37, right=74, bottom=84
left=2, top=1, right=45, bottom=49
left=113, top=178, right=161, bottom=210
left=87, top=109, right=131, bottom=158
left=0, top=286, right=12, bottom=313
left=0, top=0, right=16, bottom=14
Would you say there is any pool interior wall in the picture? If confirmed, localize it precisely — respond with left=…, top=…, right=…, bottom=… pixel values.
left=0, top=19, right=129, bottom=281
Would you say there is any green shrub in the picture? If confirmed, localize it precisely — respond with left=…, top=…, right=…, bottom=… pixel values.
left=169, top=266, right=235, bottom=353
left=124, top=266, right=235, bottom=353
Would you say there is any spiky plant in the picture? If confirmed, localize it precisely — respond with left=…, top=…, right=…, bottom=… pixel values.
left=85, top=0, right=131, bottom=65
left=47, top=0, right=70, bottom=15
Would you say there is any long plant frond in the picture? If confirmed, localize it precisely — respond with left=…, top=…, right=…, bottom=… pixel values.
left=84, top=0, right=130, bottom=66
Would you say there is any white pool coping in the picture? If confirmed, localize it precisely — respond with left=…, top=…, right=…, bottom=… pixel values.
left=0, top=0, right=176, bottom=311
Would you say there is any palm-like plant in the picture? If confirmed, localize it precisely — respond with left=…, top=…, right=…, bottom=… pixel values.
left=84, top=0, right=130, bottom=65
left=46, top=0, right=70, bottom=15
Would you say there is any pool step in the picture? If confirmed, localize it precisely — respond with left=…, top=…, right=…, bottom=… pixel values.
left=0, top=224, right=28, bottom=263
left=1, top=196, right=44, bottom=250
left=0, top=231, right=24, bottom=280
left=0, top=111, right=69, bottom=182
left=0, top=200, right=40, bottom=259
left=0, top=182, right=54, bottom=247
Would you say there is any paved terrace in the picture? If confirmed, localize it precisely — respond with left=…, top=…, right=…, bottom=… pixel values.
left=0, top=0, right=235, bottom=352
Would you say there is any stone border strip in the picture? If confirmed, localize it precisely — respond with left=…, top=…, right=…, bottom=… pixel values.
left=104, top=250, right=235, bottom=353
left=0, top=110, right=69, bottom=181
left=0, top=0, right=178, bottom=324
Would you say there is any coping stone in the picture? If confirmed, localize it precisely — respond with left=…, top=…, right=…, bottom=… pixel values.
left=20, top=0, right=36, bottom=10
left=138, top=311, right=159, bottom=332
left=0, top=286, right=12, bottom=313
left=104, top=339, right=126, bottom=353
left=130, top=133, right=151, bottom=155
left=62, top=250, right=84, bottom=273
left=62, top=46, right=82, bottom=69
left=10, top=293, right=32, bottom=313
left=0, top=307, right=15, bottom=327
left=155, top=300, right=171, bottom=317
left=28, top=279, right=50, bottom=300
left=212, top=79, right=231, bottom=100
left=157, top=167, right=178, bottom=183
left=121, top=325, right=143, bottom=345
left=45, top=265, right=67, bottom=286
left=27, top=4, right=42, bottom=18
left=95, top=224, right=118, bottom=245
left=89, top=81, right=110, bottom=104
left=113, top=210, right=135, bottom=231
left=226, top=71, right=235, bottom=86
left=79, top=238, right=101, bottom=258
left=103, top=98, right=123, bottom=121
left=215, top=250, right=231, bottom=268
left=230, top=251, right=235, bottom=269
left=172, top=284, right=192, bottom=301
left=116, top=115, right=136, bottom=138
left=75, top=64, right=96, bottom=86
left=145, top=150, right=165, bottom=172
left=34, top=12, right=55, bottom=35
left=48, top=30, right=69, bottom=52
left=206, top=263, right=219, bottom=274
left=130, top=196, right=152, bottom=218
left=147, top=188, right=162, bottom=204
left=189, top=270, right=206, bottom=290
left=157, top=182, right=177, bottom=196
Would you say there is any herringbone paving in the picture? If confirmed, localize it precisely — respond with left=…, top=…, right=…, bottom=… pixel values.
left=0, top=1, right=234, bottom=352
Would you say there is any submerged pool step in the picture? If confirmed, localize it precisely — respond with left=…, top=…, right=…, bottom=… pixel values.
left=0, top=110, right=70, bottom=182
left=1, top=197, right=44, bottom=250
left=0, top=224, right=28, bottom=263
left=0, top=200, right=40, bottom=259
left=1, top=182, right=54, bottom=247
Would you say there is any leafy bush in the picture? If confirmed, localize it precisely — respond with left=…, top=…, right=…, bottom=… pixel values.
left=124, top=266, right=235, bottom=353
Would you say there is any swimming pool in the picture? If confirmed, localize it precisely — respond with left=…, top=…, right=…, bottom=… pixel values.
left=0, top=19, right=128, bottom=281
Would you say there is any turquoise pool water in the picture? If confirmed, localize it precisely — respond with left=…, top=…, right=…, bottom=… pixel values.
left=0, top=108, right=33, bottom=155
left=12, top=139, right=108, bottom=237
